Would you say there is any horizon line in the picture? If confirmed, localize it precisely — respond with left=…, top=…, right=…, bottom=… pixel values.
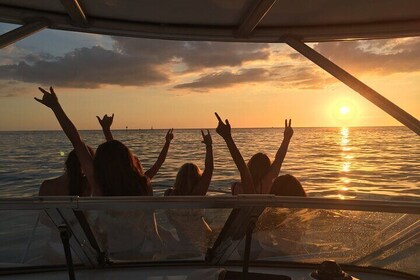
left=0, top=125, right=406, bottom=133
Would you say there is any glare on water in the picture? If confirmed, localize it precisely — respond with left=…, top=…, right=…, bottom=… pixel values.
left=0, top=127, right=418, bottom=200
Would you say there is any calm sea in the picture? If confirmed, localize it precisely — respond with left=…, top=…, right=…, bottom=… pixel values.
left=0, top=127, right=419, bottom=200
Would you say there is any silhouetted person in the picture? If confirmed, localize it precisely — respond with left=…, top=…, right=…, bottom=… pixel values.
left=165, top=130, right=213, bottom=196
left=164, top=130, right=213, bottom=254
left=38, top=147, right=95, bottom=264
left=35, top=87, right=162, bottom=260
left=214, top=112, right=293, bottom=194
left=251, top=175, right=307, bottom=260
left=39, top=147, right=95, bottom=196
left=270, top=174, right=306, bottom=197
left=97, top=114, right=174, bottom=190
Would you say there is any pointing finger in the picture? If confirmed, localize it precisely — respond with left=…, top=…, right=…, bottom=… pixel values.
left=225, top=119, right=230, bottom=126
left=38, top=87, right=49, bottom=94
left=201, top=129, right=205, bottom=139
left=96, top=116, right=101, bottom=122
left=49, top=86, right=56, bottom=95
left=111, top=113, right=114, bottom=119
left=289, top=119, right=292, bottom=127
left=215, top=112, right=223, bottom=122
left=284, top=119, right=287, bottom=128
left=207, top=129, right=210, bottom=135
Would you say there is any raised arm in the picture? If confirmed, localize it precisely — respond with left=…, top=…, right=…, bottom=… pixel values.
left=261, top=119, right=294, bottom=194
left=145, top=129, right=173, bottom=179
left=96, top=114, right=114, bottom=141
left=35, top=87, right=100, bottom=195
left=192, top=130, right=214, bottom=195
left=215, top=113, right=255, bottom=194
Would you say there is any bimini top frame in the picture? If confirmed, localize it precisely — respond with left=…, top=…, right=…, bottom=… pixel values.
left=0, top=0, right=419, bottom=134
left=1, top=0, right=420, bottom=42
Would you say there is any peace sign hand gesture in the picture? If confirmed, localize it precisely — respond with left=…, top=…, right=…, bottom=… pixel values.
left=201, top=129, right=212, bottom=146
left=166, top=128, right=174, bottom=143
left=215, top=112, right=231, bottom=139
left=284, top=119, right=294, bottom=139
left=96, top=114, right=114, bottom=129
left=34, top=87, right=60, bottom=109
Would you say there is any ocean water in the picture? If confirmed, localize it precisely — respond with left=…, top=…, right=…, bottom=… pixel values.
left=0, top=127, right=419, bottom=200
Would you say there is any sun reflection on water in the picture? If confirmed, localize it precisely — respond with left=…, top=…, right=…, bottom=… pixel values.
left=338, top=127, right=354, bottom=199
left=340, top=128, right=352, bottom=173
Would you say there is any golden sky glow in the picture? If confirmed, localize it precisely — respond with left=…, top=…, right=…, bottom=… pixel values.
left=0, top=23, right=419, bottom=131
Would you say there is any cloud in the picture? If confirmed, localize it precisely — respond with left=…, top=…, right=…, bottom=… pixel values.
left=174, top=68, right=269, bottom=90
left=3, top=35, right=418, bottom=92
left=113, top=37, right=270, bottom=70
left=0, top=37, right=270, bottom=89
left=313, top=38, right=420, bottom=74
left=0, top=46, right=169, bottom=88
left=174, top=65, right=333, bottom=90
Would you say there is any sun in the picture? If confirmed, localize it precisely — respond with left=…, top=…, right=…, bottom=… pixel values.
left=340, top=106, right=350, bottom=115
left=330, top=100, right=359, bottom=126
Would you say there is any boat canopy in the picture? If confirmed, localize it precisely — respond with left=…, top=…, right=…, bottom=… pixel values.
left=0, top=197, right=419, bottom=278
left=0, top=0, right=420, bottom=42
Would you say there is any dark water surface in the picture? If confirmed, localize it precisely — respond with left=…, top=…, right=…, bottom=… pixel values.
left=0, top=127, right=419, bottom=200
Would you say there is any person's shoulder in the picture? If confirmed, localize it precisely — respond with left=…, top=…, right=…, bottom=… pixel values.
left=39, top=176, right=69, bottom=196
left=39, top=179, right=54, bottom=195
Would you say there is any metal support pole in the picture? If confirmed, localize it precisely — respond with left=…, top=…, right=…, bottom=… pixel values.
left=243, top=218, right=257, bottom=279
left=285, top=36, right=420, bottom=136
left=0, top=21, right=48, bottom=49
left=59, top=224, right=76, bottom=280
left=237, top=0, right=276, bottom=37
left=60, top=0, right=88, bottom=27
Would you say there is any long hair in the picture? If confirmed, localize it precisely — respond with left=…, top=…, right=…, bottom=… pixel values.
left=247, top=153, right=271, bottom=193
left=93, top=140, right=151, bottom=196
left=270, top=174, right=306, bottom=197
left=172, top=163, right=202, bottom=195
left=65, top=146, right=94, bottom=196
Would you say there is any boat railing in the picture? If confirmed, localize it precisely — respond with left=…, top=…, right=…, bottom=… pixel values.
left=1, top=196, right=419, bottom=213
left=1, top=196, right=419, bottom=278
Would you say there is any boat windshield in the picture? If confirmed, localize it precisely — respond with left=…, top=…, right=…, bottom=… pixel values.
left=0, top=197, right=418, bottom=277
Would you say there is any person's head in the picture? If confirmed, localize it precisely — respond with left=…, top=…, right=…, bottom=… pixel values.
left=93, top=140, right=151, bottom=196
left=172, top=163, right=202, bottom=195
left=247, top=153, right=271, bottom=192
left=65, top=146, right=95, bottom=196
left=270, top=174, right=306, bottom=197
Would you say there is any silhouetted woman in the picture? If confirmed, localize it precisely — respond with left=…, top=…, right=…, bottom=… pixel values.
left=164, top=130, right=213, bottom=254
left=165, top=130, right=213, bottom=196
left=96, top=113, right=174, bottom=190
left=214, top=113, right=293, bottom=194
left=35, top=87, right=162, bottom=259
left=39, top=147, right=95, bottom=196
left=270, top=174, right=306, bottom=197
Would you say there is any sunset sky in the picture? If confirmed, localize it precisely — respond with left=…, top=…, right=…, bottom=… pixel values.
left=0, top=22, right=419, bottom=131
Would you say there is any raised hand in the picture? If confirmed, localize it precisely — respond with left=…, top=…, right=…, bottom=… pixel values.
left=284, top=119, right=294, bottom=139
left=166, top=128, right=174, bottom=143
left=96, top=114, right=114, bottom=129
left=215, top=112, right=231, bottom=139
left=34, top=87, right=59, bottom=109
left=201, top=129, right=212, bottom=146
left=145, top=128, right=173, bottom=179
